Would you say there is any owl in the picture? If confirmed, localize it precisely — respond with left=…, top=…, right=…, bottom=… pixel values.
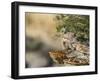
left=61, top=32, right=76, bottom=53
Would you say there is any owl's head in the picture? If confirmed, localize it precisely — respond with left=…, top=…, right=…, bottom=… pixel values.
left=62, top=32, right=75, bottom=42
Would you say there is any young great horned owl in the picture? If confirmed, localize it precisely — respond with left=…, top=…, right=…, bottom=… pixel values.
left=62, top=32, right=76, bottom=53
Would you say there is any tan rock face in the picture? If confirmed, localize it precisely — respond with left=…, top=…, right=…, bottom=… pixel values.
left=25, top=13, right=62, bottom=50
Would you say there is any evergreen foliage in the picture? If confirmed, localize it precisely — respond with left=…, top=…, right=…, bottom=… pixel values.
left=56, top=14, right=89, bottom=44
